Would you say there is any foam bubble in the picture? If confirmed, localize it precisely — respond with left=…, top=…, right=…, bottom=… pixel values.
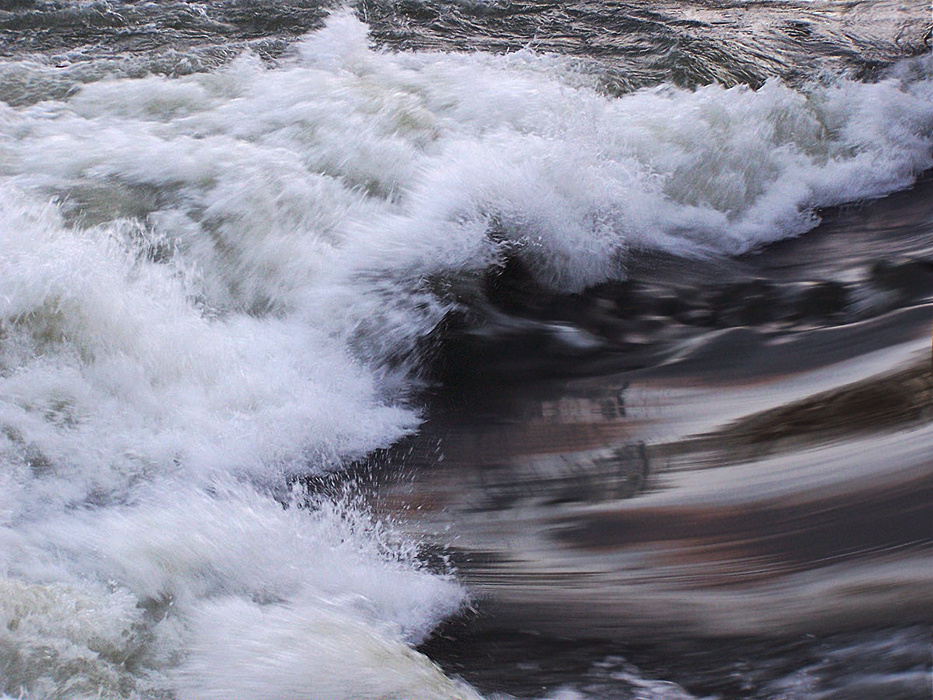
left=0, top=9, right=931, bottom=698
left=1, top=481, right=468, bottom=698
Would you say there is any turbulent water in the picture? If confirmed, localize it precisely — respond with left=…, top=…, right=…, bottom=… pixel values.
left=0, top=2, right=930, bottom=699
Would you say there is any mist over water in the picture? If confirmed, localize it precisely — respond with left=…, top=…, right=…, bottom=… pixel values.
left=0, top=3, right=931, bottom=699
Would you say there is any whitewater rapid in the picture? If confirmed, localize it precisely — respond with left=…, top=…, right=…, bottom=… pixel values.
left=0, top=10, right=931, bottom=699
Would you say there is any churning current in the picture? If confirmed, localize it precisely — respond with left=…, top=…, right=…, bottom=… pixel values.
left=0, top=2, right=931, bottom=699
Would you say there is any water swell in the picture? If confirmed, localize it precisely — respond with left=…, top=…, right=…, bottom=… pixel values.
left=0, top=9, right=931, bottom=699
left=4, top=1, right=929, bottom=92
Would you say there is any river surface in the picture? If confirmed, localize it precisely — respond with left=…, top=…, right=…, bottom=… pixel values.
left=0, top=2, right=930, bottom=699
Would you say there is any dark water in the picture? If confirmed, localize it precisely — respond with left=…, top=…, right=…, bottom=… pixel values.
left=395, top=176, right=933, bottom=698
left=0, top=2, right=931, bottom=699
left=2, top=1, right=928, bottom=87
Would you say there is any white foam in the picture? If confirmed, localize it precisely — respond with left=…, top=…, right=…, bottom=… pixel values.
left=0, top=9, right=931, bottom=698
left=176, top=596, right=480, bottom=700
left=1, top=481, right=470, bottom=698
left=0, top=190, right=455, bottom=697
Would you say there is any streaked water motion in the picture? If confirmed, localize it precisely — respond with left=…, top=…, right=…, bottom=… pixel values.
left=0, top=2, right=930, bottom=699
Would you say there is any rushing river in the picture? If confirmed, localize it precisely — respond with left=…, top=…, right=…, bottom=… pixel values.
left=0, top=2, right=930, bottom=699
